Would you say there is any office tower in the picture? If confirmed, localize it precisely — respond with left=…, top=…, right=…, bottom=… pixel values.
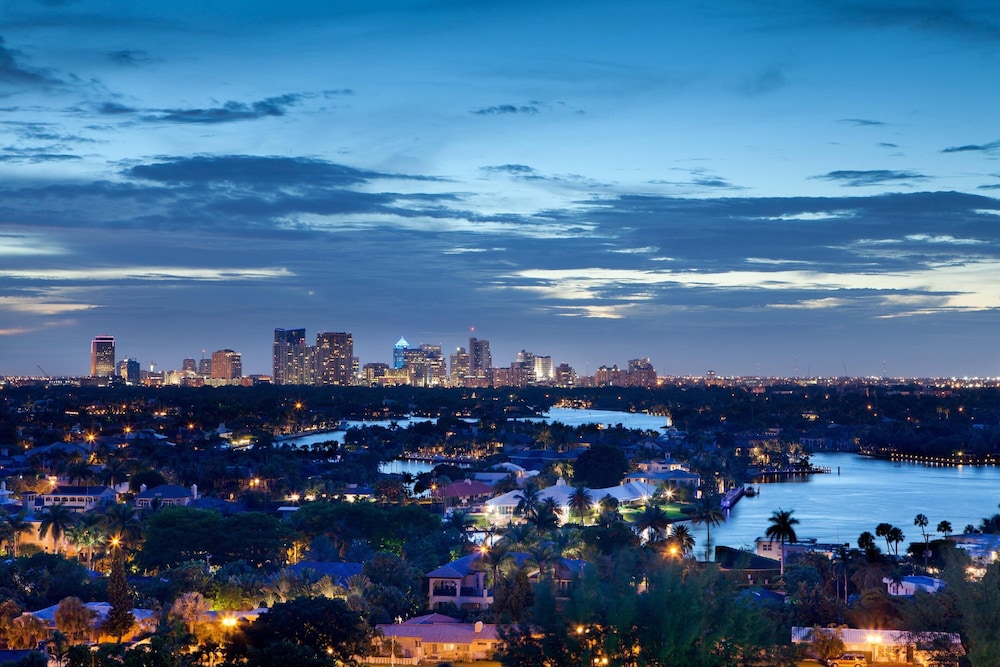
left=182, top=358, right=197, bottom=374
left=211, top=349, right=242, bottom=380
left=90, top=335, right=115, bottom=377
left=362, top=362, right=390, bottom=385
left=392, top=337, right=410, bottom=369
left=198, top=357, right=212, bottom=376
left=117, top=358, right=140, bottom=385
left=449, top=347, right=469, bottom=386
left=273, top=328, right=309, bottom=385
left=317, top=331, right=356, bottom=386
left=469, top=337, right=491, bottom=375
left=405, top=344, right=447, bottom=387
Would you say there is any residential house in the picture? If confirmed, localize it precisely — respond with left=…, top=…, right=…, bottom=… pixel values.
left=134, top=483, right=198, bottom=509
left=791, top=626, right=962, bottom=666
left=483, top=478, right=657, bottom=525
left=40, top=485, right=117, bottom=513
left=437, top=479, right=493, bottom=509
left=427, top=551, right=587, bottom=610
left=883, top=575, right=946, bottom=596
left=375, top=614, right=500, bottom=663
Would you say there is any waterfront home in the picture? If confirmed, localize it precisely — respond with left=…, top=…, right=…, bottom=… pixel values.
left=437, top=479, right=494, bottom=509
left=375, top=614, right=500, bottom=663
left=27, top=601, right=157, bottom=642
left=483, top=478, right=658, bottom=525
left=946, top=533, right=1000, bottom=564
left=755, top=537, right=843, bottom=570
left=791, top=626, right=962, bottom=665
left=622, top=468, right=701, bottom=491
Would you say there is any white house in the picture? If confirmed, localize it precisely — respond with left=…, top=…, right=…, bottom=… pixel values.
left=483, top=478, right=658, bottom=525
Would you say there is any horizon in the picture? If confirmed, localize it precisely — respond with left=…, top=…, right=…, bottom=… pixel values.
left=1, top=2, right=999, bottom=378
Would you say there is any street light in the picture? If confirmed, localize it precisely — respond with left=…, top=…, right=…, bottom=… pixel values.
left=866, top=633, right=882, bottom=663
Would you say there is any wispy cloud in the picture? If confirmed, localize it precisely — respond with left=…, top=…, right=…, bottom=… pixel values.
left=813, top=169, right=928, bottom=186
left=840, top=118, right=886, bottom=126
left=148, top=94, right=304, bottom=124
left=0, top=267, right=294, bottom=281
left=0, top=36, right=61, bottom=87
left=941, top=139, right=1000, bottom=154
left=472, top=104, right=539, bottom=115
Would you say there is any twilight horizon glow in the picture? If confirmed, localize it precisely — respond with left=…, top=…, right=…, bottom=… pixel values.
left=1, top=1, right=999, bottom=378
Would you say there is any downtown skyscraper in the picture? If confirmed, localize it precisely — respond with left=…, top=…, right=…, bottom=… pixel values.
left=90, top=335, right=115, bottom=377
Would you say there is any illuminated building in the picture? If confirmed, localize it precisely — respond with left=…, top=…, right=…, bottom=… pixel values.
left=211, top=349, right=242, bottom=381
left=117, top=358, right=140, bottom=385
left=273, top=328, right=310, bottom=385
left=449, top=347, right=469, bottom=387
left=317, top=331, right=356, bottom=385
left=392, top=336, right=411, bottom=369
left=90, top=335, right=115, bottom=377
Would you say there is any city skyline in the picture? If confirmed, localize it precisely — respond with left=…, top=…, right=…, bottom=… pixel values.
left=2, top=2, right=1000, bottom=378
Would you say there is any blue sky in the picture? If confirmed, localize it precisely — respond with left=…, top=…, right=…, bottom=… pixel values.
left=1, top=0, right=999, bottom=378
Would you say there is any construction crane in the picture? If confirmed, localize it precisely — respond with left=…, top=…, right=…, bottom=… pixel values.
left=36, top=365, right=48, bottom=377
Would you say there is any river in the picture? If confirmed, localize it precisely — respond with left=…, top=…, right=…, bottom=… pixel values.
left=708, top=452, right=1000, bottom=553
left=277, top=409, right=1000, bottom=554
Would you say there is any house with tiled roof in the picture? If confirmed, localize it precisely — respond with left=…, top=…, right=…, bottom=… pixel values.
left=40, top=485, right=117, bottom=513
left=375, top=614, right=500, bottom=663
left=437, top=479, right=494, bottom=508
left=483, top=478, right=658, bottom=525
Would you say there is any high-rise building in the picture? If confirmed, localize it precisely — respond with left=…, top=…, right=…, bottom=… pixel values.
left=182, top=358, right=197, bottom=374
left=392, top=337, right=410, bottom=369
left=449, top=347, right=469, bottom=386
left=627, top=358, right=657, bottom=388
left=198, top=356, right=212, bottom=376
left=211, top=349, right=242, bottom=380
left=534, top=356, right=553, bottom=383
left=273, top=328, right=309, bottom=385
left=117, top=358, right=140, bottom=385
left=469, top=337, right=492, bottom=376
left=405, top=344, right=447, bottom=387
left=317, top=331, right=356, bottom=386
left=90, top=335, right=115, bottom=377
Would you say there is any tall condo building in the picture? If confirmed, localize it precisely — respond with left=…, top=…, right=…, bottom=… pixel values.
left=317, top=331, right=356, bottom=385
left=90, top=335, right=116, bottom=377
left=469, top=337, right=492, bottom=375
left=449, top=347, right=469, bottom=386
left=211, top=349, right=242, bottom=380
left=273, top=328, right=310, bottom=385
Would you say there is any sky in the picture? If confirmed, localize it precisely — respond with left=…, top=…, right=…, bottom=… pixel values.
left=1, top=0, right=1000, bottom=379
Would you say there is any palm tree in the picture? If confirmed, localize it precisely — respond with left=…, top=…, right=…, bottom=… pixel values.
left=937, top=520, right=953, bottom=538
left=634, top=505, right=670, bottom=543
left=65, top=461, right=94, bottom=486
left=875, top=522, right=893, bottom=553
left=887, top=526, right=905, bottom=556
left=668, top=524, right=695, bottom=558
left=915, top=513, right=930, bottom=566
left=765, top=508, right=800, bottom=575
left=529, top=498, right=560, bottom=533
left=2, top=511, right=32, bottom=558
left=37, top=503, right=77, bottom=554
left=66, top=512, right=107, bottom=570
left=514, top=483, right=542, bottom=522
left=858, top=531, right=878, bottom=552
left=102, top=503, right=143, bottom=547
left=568, top=485, right=593, bottom=525
left=690, top=494, right=725, bottom=561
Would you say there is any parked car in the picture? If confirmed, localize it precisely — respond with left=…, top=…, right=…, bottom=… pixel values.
left=828, top=653, right=867, bottom=667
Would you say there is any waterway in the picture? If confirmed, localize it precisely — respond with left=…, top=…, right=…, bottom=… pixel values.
left=708, top=452, right=1000, bottom=553
left=276, top=409, right=1000, bottom=556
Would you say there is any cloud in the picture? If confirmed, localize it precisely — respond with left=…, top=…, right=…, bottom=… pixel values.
left=0, top=296, right=95, bottom=315
left=941, top=139, right=1000, bottom=154
left=0, top=267, right=294, bottom=281
left=738, top=66, right=787, bottom=96
left=812, top=169, right=928, bottom=186
left=107, top=50, right=153, bottom=66
left=840, top=118, right=886, bottom=126
left=0, top=36, right=61, bottom=87
left=0, top=148, right=81, bottom=163
left=126, top=155, right=392, bottom=187
left=148, top=94, right=303, bottom=124
left=834, top=2, right=1000, bottom=41
left=482, top=164, right=542, bottom=178
left=0, top=233, right=65, bottom=256
left=472, top=104, right=539, bottom=115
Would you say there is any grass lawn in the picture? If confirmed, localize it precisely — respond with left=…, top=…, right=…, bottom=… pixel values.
left=620, top=501, right=691, bottom=522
